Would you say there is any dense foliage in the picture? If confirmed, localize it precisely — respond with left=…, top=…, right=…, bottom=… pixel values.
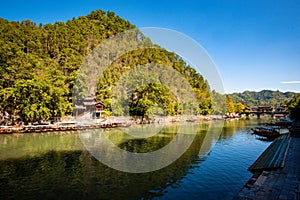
left=96, top=48, right=212, bottom=118
left=0, top=10, right=213, bottom=124
left=224, top=95, right=246, bottom=114
left=287, top=94, right=300, bottom=121
left=229, top=90, right=297, bottom=107
left=0, top=10, right=134, bottom=124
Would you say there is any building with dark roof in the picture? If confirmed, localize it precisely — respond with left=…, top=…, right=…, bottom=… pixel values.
left=73, top=95, right=105, bottom=119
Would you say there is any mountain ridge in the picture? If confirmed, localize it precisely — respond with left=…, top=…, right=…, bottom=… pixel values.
left=228, top=89, right=298, bottom=106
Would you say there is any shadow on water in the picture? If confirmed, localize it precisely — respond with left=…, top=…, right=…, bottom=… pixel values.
left=0, top=122, right=223, bottom=200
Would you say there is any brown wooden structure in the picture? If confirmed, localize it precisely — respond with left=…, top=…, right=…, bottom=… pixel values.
left=239, top=106, right=288, bottom=118
left=74, top=95, right=105, bottom=119
left=250, top=106, right=274, bottom=112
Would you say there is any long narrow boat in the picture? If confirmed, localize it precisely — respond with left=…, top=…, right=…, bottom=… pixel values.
left=265, top=118, right=293, bottom=127
left=251, top=126, right=280, bottom=140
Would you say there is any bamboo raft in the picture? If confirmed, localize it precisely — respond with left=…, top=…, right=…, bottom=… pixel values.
left=248, top=134, right=290, bottom=173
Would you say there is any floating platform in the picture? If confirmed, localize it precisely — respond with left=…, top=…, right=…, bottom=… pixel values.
left=248, top=134, right=290, bottom=173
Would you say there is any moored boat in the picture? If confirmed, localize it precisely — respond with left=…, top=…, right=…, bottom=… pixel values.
left=251, top=126, right=280, bottom=140
left=265, top=118, right=293, bottom=127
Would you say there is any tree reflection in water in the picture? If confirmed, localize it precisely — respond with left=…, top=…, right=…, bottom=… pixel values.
left=0, top=122, right=225, bottom=199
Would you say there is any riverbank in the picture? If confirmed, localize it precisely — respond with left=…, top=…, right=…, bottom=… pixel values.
left=235, top=123, right=300, bottom=199
left=0, top=115, right=225, bottom=134
left=0, top=120, right=133, bottom=134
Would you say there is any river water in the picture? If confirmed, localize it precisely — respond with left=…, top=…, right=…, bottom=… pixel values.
left=0, top=119, right=271, bottom=199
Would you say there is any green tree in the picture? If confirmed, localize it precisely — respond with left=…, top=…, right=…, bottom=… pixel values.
left=234, top=102, right=246, bottom=113
left=129, top=83, right=176, bottom=119
left=287, top=94, right=300, bottom=121
left=226, top=96, right=235, bottom=114
left=211, top=90, right=226, bottom=115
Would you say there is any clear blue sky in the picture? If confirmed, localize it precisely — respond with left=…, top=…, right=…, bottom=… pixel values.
left=1, top=0, right=300, bottom=93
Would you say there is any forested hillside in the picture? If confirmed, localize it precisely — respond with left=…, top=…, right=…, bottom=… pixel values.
left=229, top=90, right=297, bottom=107
left=0, top=10, right=212, bottom=124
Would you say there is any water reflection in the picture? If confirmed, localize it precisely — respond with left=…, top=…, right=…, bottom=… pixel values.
left=78, top=123, right=202, bottom=173
left=0, top=121, right=268, bottom=199
left=0, top=132, right=84, bottom=160
left=220, top=119, right=252, bottom=140
left=0, top=121, right=227, bottom=199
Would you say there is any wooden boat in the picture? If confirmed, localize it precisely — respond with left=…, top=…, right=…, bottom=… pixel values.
left=251, top=126, right=280, bottom=139
left=273, top=118, right=293, bottom=127
left=0, top=126, right=13, bottom=134
left=265, top=118, right=293, bottom=127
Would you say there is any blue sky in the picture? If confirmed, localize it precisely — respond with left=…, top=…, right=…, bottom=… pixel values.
left=1, top=0, right=300, bottom=93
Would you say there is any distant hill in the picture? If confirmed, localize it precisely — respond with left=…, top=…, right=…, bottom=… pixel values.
left=228, top=90, right=298, bottom=106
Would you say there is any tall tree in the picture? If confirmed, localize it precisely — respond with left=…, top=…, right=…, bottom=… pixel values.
left=287, top=94, right=300, bottom=121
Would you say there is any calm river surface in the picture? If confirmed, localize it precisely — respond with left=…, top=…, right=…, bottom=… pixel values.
left=0, top=119, right=271, bottom=199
